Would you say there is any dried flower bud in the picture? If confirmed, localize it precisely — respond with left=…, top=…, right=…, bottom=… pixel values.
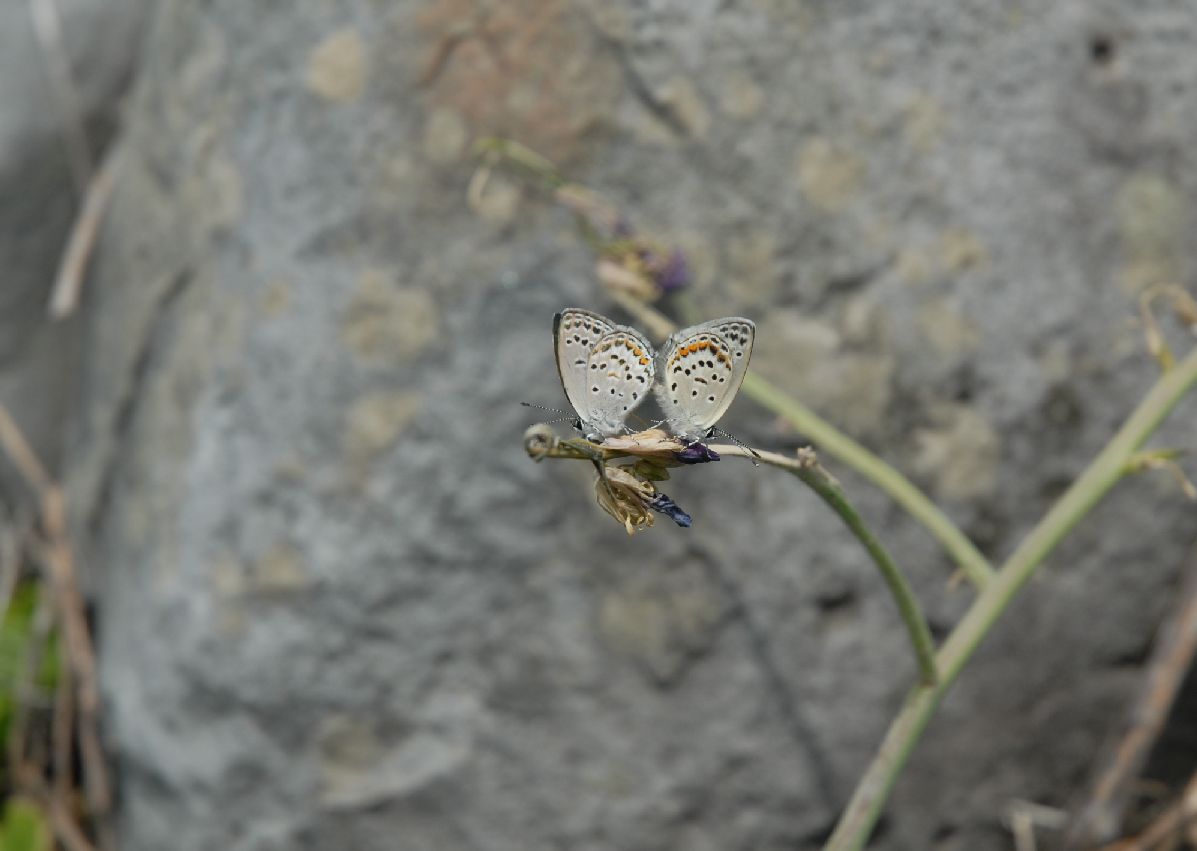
left=595, top=465, right=657, bottom=535
left=526, top=425, right=706, bottom=533
left=647, top=492, right=692, bottom=527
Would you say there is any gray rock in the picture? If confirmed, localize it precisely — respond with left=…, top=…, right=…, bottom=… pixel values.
left=65, top=1, right=1197, bottom=850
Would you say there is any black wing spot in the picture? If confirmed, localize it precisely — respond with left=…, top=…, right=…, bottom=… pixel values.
left=708, top=395, right=715, bottom=402
left=592, top=386, right=599, bottom=393
left=691, top=390, right=698, bottom=396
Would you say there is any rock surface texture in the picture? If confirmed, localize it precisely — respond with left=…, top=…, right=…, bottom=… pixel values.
left=66, top=1, right=1197, bottom=850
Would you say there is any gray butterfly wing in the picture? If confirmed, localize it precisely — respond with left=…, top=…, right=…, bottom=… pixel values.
left=554, top=308, right=614, bottom=426
left=554, top=308, right=655, bottom=439
left=654, top=317, right=755, bottom=442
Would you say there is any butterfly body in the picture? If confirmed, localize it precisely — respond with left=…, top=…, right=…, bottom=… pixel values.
left=553, top=308, right=755, bottom=445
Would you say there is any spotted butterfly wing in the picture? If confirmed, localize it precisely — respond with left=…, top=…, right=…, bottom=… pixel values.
left=655, top=317, right=755, bottom=442
left=554, top=308, right=656, bottom=440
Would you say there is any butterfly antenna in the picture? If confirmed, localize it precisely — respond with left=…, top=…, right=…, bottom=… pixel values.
left=521, top=401, right=570, bottom=416
left=710, top=426, right=761, bottom=466
left=520, top=401, right=581, bottom=429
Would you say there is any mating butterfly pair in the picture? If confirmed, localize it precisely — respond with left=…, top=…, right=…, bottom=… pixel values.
left=553, top=308, right=755, bottom=443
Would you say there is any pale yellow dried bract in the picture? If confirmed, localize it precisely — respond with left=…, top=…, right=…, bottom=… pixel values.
left=599, top=429, right=684, bottom=455
left=594, top=470, right=655, bottom=536
left=603, top=464, right=655, bottom=494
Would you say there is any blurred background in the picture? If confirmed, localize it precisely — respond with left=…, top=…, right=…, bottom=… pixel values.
left=2, top=1, right=1197, bottom=849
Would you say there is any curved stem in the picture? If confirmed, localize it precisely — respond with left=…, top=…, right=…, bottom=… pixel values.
left=740, top=375, right=994, bottom=589
left=610, top=291, right=995, bottom=589
left=718, top=445, right=939, bottom=685
left=824, top=344, right=1197, bottom=851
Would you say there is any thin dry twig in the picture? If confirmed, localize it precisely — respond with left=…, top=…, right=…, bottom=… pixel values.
left=44, top=792, right=99, bottom=851
left=35, top=490, right=111, bottom=837
left=13, top=772, right=100, bottom=851
left=52, top=650, right=73, bottom=802
left=0, top=405, right=54, bottom=498
left=49, top=145, right=122, bottom=319
left=1095, top=770, right=1197, bottom=851
left=1004, top=800, right=1068, bottom=851
left=1010, top=807, right=1037, bottom=851
left=1184, top=773, right=1197, bottom=848
left=1065, top=545, right=1197, bottom=848
left=28, top=0, right=93, bottom=192
left=0, top=402, right=112, bottom=848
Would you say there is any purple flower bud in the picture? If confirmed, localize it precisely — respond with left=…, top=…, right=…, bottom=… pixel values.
left=648, top=492, right=692, bottom=527
left=674, top=443, right=721, bottom=464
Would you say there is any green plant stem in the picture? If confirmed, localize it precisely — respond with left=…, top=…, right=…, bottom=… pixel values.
left=474, top=137, right=564, bottom=188
left=610, top=290, right=995, bottom=589
left=530, top=424, right=940, bottom=685
left=741, top=375, right=994, bottom=589
left=723, top=446, right=939, bottom=685
left=824, top=344, right=1197, bottom=851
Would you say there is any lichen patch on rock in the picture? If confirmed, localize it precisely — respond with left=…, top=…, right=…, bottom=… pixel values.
left=342, top=269, right=440, bottom=364
left=306, top=28, right=369, bottom=103
left=795, top=138, right=865, bottom=212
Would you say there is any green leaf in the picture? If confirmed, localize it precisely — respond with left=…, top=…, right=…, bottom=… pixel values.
left=0, top=799, right=52, bottom=851
left=0, top=583, right=59, bottom=758
left=632, top=460, right=671, bottom=482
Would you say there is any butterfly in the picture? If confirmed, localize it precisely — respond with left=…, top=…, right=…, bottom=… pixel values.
left=553, top=308, right=755, bottom=443
left=654, top=316, right=756, bottom=444
left=553, top=308, right=656, bottom=441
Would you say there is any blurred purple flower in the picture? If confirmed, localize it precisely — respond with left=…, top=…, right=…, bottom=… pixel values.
left=653, top=248, right=690, bottom=293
